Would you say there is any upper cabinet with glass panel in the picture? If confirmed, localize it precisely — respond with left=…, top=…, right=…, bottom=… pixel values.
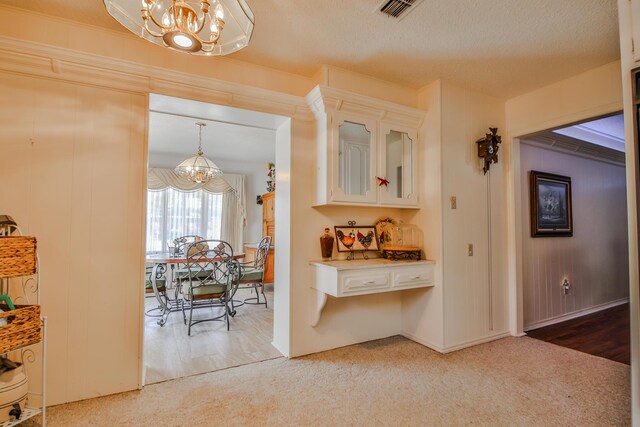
left=379, top=125, right=418, bottom=206
left=335, top=119, right=376, bottom=203
left=307, top=85, right=424, bottom=208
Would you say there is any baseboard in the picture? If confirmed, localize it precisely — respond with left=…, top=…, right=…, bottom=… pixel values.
left=440, top=332, right=512, bottom=353
left=524, top=298, right=630, bottom=332
left=400, top=331, right=445, bottom=353
left=271, top=340, right=290, bottom=358
left=401, top=330, right=511, bottom=354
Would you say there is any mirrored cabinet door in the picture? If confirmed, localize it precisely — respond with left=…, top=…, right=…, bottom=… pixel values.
left=380, top=124, right=418, bottom=206
left=332, top=114, right=377, bottom=203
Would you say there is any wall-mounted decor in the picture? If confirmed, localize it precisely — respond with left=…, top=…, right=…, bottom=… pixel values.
left=476, top=127, right=502, bottom=174
left=530, top=170, right=573, bottom=237
left=335, top=222, right=379, bottom=260
left=266, top=162, right=276, bottom=192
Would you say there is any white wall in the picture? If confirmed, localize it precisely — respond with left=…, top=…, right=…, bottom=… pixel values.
left=504, top=60, right=623, bottom=335
left=0, top=72, right=146, bottom=405
left=616, top=0, right=639, bottom=421
left=402, top=80, right=509, bottom=352
left=520, top=142, right=628, bottom=329
left=401, top=80, right=444, bottom=349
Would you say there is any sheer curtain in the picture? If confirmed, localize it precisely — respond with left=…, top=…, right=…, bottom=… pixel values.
left=146, top=189, right=223, bottom=253
left=146, top=169, right=246, bottom=253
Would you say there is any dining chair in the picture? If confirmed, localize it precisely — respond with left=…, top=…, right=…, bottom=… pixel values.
left=173, top=235, right=205, bottom=256
left=177, top=239, right=240, bottom=334
left=236, top=236, right=271, bottom=308
left=145, top=263, right=183, bottom=326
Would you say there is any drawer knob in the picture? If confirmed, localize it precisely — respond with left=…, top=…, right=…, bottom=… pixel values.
left=363, top=280, right=376, bottom=284
left=410, top=276, right=422, bottom=280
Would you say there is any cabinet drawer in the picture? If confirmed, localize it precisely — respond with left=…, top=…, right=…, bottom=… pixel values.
left=392, top=267, right=433, bottom=289
left=340, top=272, right=390, bottom=295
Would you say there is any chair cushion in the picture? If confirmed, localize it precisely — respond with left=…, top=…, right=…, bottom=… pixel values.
left=239, top=268, right=263, bottom=282
left=181, top=282, right=227, bottom=298
left=145, top=278, right=166, bottom=292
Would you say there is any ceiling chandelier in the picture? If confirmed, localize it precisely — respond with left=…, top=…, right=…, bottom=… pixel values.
left=103, top=0, right=254, bottom=55
left=175, top=122, right=222, bottom=184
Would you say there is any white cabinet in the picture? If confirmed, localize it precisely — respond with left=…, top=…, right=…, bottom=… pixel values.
left=309, top=259, right=435, bottom=326
left=379, top=122, right=418, bottom=206
left=332, top=113, right=378, bottom=204
left=307, top=85, right=425, bottom=208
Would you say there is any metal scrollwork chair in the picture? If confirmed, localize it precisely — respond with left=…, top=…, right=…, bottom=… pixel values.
left=145, top=263, right=182, bottom=326
left=236, top=236, right=271, bottom=307
left=144, top=264, right=167, bottom=316
left=172, top=235, right=204, bottom=256
left=177, top=240, right=240, bottom=335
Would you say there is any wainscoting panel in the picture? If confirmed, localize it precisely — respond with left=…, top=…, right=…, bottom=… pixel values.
left=520, top=141, right=629, bottom=328
left=0, top=71, right=146, bottom=405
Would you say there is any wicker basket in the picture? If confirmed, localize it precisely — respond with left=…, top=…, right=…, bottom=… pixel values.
left=0, top=237, right=37, bottom=278
left=0, top=305, right=41, bottom=354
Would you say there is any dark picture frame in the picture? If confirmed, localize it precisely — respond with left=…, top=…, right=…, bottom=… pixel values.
left=530, top=170, right=573, bottom=237
left=334, top=226, right=379, bottom=252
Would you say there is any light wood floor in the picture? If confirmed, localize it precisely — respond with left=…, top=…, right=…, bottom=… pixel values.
left=143, top=286, right=281, bottom=384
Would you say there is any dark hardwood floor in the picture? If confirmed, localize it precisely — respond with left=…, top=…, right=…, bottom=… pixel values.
left=526, top=303, right=630, bottom=365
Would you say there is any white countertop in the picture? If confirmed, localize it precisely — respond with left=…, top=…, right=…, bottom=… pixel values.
left=310, top=258, right=434, bottom=270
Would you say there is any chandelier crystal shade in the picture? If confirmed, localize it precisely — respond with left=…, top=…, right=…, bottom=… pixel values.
left=175, top=122, right=222, bottom=184
left=103, top=0, right=254, bottom=55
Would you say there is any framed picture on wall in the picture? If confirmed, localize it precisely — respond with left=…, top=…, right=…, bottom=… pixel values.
left=530, top=170, right=573, bottom=237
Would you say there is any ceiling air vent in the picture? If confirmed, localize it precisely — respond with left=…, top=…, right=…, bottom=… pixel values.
left=378, top=0, right=422, bottom=19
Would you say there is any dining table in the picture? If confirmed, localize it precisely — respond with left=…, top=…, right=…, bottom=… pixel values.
left=145, top=251, right=245, bottom=326
left=146, top=252, right=245, bottom=265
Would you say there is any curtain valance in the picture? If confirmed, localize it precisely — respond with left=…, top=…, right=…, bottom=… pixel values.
left=147, top=168, right=246, bottom=235
left=148, top=168, right=233, bottom=193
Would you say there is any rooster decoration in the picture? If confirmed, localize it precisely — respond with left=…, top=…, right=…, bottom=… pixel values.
left=336, top=229, right=356, bottom=250
left=357, top=230, right=375, bottom=250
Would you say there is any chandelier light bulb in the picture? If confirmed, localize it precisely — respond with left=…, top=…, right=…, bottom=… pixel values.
left=173, top=34, right=193, bottom=48
left=215, top=3, right=225, bottom=20
left=161, top=10, right=171, bottom=26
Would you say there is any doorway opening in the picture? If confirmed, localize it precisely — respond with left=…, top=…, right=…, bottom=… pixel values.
left=142, top=94, right=289, bottom=384
left=515, top=113, right=630, bottom=364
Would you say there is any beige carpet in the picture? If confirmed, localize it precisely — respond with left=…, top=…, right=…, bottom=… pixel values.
left=38, top=336, right=629, bottom=426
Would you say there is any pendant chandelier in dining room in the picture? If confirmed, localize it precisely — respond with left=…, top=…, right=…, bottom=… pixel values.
left=103, top=0, right=254, bottom=55
left=175, top=122, right=222, bottom=184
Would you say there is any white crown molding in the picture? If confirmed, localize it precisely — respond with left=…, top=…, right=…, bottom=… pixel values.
left=521, top=132, right=626, bottom=166
left=0, top=35, right=314, bottom=121
left=306, top=85, right=425, bottom=128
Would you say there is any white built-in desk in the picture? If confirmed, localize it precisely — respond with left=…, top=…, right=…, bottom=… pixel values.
left=309, top=258, right=435, bottom=326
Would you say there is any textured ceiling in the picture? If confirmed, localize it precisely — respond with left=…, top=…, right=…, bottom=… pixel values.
left=0, top=0, right=620, bottom=98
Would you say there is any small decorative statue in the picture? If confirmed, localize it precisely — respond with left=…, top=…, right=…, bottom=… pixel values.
left=476, top=127, right=502, bottom=174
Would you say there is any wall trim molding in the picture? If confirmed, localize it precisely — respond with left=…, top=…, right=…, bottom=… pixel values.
left=521, top=135, right=625, bottom=166
left=524, top=297, right=630, bottom=331
left=0, top=35, right=314, bottom=121
left=306, top=84, right=425, bottom=128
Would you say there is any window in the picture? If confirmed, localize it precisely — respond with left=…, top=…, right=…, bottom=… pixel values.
left=146, top=188, right=223, bottom=253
